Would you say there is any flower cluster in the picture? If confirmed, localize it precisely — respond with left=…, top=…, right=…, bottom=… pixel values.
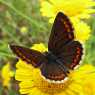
left=1, top=63, right=14, bottom=87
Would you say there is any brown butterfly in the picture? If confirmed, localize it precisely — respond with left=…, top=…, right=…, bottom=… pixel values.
left=10, top=12, right=83, bottom=82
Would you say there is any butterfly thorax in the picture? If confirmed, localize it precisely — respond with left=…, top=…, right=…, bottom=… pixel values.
left=44, top=51, right=69, bottom=73
left=44, top=51, right=58, bottom=63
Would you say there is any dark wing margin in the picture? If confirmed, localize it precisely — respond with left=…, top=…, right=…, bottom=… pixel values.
left=57, top=41, right=83, bottom=69
left=10, top=45, right=47, bottom=68
left=48, top=12, right=74, bottom=55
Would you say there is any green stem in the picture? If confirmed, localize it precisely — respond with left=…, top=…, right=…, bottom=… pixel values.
left=0, top=0, right=46, bottom=30
left=0, top=51, right=16, bottom=58
left=2, top=27, right=21, bottom=45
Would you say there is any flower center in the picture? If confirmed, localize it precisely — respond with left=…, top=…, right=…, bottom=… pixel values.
left=34, top=75, right=71, bottom=94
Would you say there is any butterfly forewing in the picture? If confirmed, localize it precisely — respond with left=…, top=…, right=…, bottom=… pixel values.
left=48, top=12, right=74, bottom=55
left=10, top=45, right=47, bottom=67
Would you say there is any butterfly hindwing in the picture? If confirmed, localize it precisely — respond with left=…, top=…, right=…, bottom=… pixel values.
left=48, top=12, right=74, bottom=55
left=40, top=61, right=67, bottom=81
left=10, top=45, right=47, bottom=67
left=57, top=41, right=83, bottom=69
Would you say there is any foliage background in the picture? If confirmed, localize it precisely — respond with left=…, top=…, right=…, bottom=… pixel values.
left=0, top=0, right=95, bottom=95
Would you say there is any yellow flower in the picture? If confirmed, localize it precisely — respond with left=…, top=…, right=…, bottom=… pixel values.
left=20, top=26, right=28, bottom=33
left=15, top=43, right=95, bottom=95
left=71, top=18, right=91, bottom=43
left=71, top=64, right=95, bottom=95
left=1, top=63, right=14, bottom=87
left=31, top=43, right=48, bottom=52
left=83, top=80, right=95, bottom=95
left=40, top=0, right=95, bottom=19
